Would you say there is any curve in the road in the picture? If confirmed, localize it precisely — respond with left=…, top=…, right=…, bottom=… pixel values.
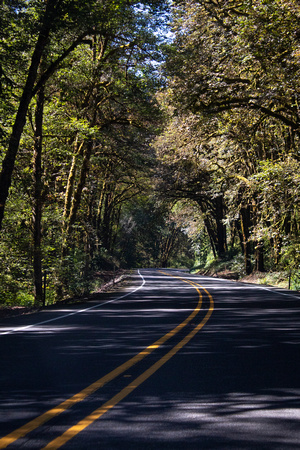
left=42, top=274, right=214, bottom=449
left=0, top=271, right=213, bottom=449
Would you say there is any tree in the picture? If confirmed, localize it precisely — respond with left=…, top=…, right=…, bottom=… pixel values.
left=0, top=0, right=170, bottom=303
left=154, top=112, right=228, bottom=258
left=167, top=0, right=300, bottom=137
left=156, top=0, right=300, bottom=274
left=0, top=0, right=167, bottom=230
left=0, top=0, right=62, bottom=229
left=117, top=196, right=194, bottom=268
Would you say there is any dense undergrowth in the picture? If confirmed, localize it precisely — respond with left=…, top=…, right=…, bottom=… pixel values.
left=0, top=268, right=128, bottom=311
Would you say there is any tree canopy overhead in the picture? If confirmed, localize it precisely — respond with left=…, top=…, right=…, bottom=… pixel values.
left=1, top=0, right=300, bottom=306
left=168, top=0, right=300, bottom=137
left=157, top=0, right=300, bottom=276
left=0, top=0, right=168, bottom=227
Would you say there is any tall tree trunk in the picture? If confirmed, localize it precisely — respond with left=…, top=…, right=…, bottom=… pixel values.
left=0, top=0, right=58, bottom=230
left=214, top=195, right=227, bottom=257
left=203, top=216, right=217, bottom=258
left=63, top=139, right=84, bottom=227
left=199, top=196, right=227, bottom=259
left=101, top=192, right=115, bottom=251
left=160, top=227, right=179, bottom=267
left=255, top=241, right=265, bottom=272
left=33, top=85, right=45, bottom=305
left=62, top=140, right=93, bottom=254
left=240, top=206, right=253, bottom=275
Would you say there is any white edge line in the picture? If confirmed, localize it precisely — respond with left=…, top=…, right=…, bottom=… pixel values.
left=191, top=274, right=300, bottom=300
left=0, top=270, right=146, bottom=336
left=259, top=285, right=300, bottom=299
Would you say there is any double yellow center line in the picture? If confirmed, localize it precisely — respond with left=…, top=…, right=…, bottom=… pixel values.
left=0, top=272, right=214, bottom=449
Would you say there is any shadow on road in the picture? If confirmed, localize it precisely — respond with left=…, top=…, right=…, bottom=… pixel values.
left=0, top=273, right=299, bottom=449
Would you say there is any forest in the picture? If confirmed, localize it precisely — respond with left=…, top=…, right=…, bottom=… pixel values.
left=0, top=0, right=299, bottom=307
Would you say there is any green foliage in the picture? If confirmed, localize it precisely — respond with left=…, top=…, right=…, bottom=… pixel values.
left=117, top=197, right=194, bottom=268
left=2, top=0, right=300, bottom=305
left=154, top=0, right=300, bottom=278
left=251, top=158, right=300, bottom=246
left=0, top=0, right=173, bottom=305
left=0, top=244, right=34, bottom=306
left=58, top=249, right=91, bottom=297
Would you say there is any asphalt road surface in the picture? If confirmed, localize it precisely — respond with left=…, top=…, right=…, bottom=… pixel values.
left=0, top=269, right=300, bottom=449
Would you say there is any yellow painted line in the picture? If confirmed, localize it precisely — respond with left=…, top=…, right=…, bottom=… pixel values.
left=42, top=280, right=214, bottom=449
left=0, top=272, right=202, bottom=449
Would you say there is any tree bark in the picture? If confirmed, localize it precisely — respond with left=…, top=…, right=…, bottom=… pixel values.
left=255, top=241, right=265, bottom=272
left=240, top=206, right=253, bottom=275
left=62, top=140, right=93, bottom=254
left=33, top=84, right=45, bottom=305
left=203, top=216, right=217, bottom=259
left=214, top=195, right=227, bottom=257
left=200, top=195, right=227, bottom=259
left=63, top=139, right=85, bottom=226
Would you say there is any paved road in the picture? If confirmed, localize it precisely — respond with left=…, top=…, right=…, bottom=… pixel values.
left=0, top=269, right=299, bottom=449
